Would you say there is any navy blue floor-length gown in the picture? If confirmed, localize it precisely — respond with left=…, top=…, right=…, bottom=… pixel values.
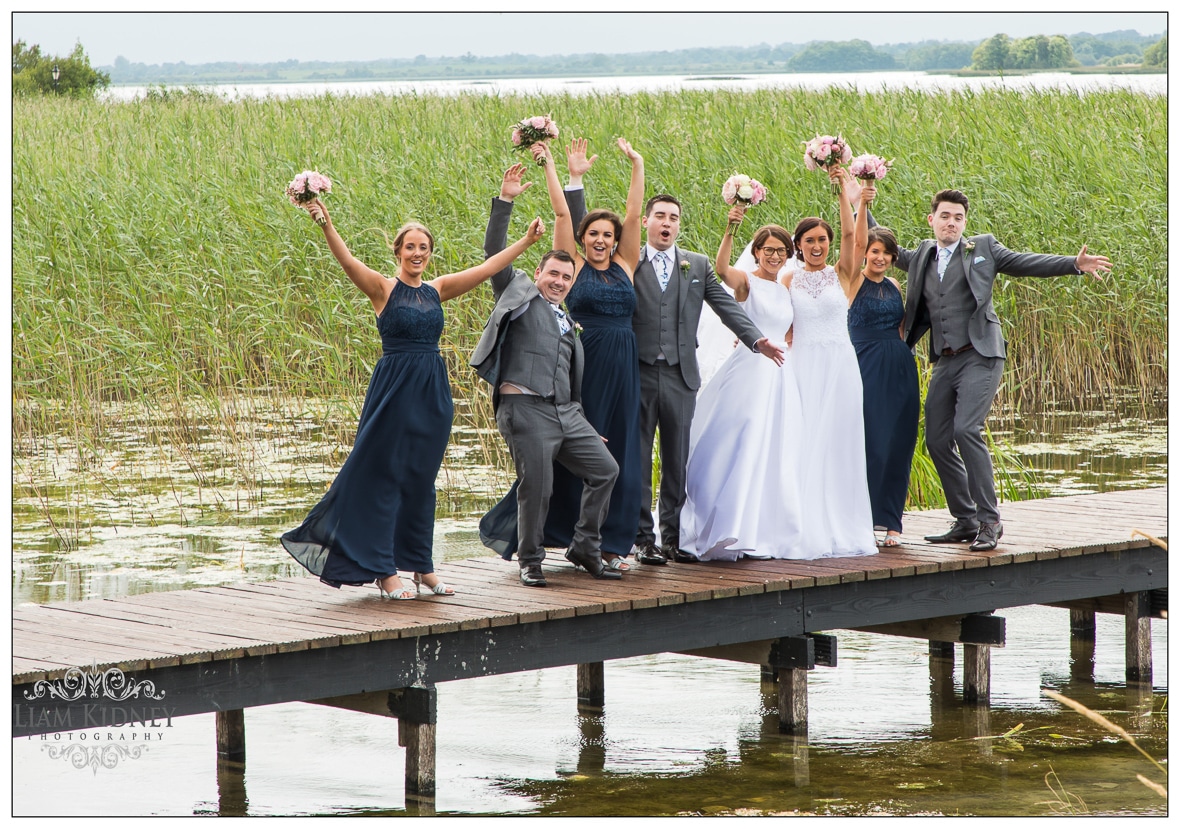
left=847, top=277, right=920, bottom=534
left=480, top=261, right=641, bottom=560
left=283, top=279, right=453, bottom=586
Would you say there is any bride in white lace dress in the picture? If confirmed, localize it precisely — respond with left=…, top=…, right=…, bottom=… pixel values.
left=785, top=168, right=877, bottom=558
left=680, top=217, right=805, bottom=560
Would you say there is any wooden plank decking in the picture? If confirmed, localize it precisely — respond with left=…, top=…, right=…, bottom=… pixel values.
left=12, top=487, right=1167, bottom=737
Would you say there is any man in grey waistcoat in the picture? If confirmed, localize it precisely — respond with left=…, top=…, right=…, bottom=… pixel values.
left=898, top=189, right=1112, bottom=552
left=472, top=166, right=621, bottom=587
left=565, top=169, right=785, bottom=564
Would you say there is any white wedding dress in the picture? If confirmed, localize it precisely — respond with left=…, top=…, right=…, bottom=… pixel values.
left=680, top=274, right=806, bottom=560
left=789, top=265, right=878, bottom=558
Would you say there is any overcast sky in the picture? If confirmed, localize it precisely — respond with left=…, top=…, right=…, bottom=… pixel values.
left=10, top=7, right=1168, bottom=67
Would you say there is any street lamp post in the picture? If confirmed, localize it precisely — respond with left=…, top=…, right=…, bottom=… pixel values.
left=52, top=64, right=60, bottom=94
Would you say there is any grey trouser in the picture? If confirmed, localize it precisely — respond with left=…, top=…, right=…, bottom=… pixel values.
left=924, top=349, right=1004, bottom=524
left=635, top=361, right=696, bottom=549
left=496, top=396, right=618, bottom=566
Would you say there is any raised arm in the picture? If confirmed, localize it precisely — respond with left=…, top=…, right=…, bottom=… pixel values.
left=483, top=164, right=533, bottom=293
left=432, top=218, right=546, bottom=302
left=832, top=166, right=859, bottom=290
left=564, top=138, right=592, bottom=241
left=531, top=141, right=577, bottom=261
left=614, top=138, right=645, bottom=276
left=304, top=198, right=390, bottom=315
left=715, top=205, right=752, bottom=301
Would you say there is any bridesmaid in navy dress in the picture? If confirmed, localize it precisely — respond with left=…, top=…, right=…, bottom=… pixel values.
left=282, top=197, right=545, bottom=599
left=480, top=137, right=644, bottom=570
left=846, top=205, right=920, bottom=546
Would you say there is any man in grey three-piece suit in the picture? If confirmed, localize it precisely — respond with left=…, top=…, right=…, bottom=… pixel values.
left=472, top=169, right=621, bottom=587
left=568, top=184, right=785, bottom=564
left=898, top=189, right=1112, bottom=552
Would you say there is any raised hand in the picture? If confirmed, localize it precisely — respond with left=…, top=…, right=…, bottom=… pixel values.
left=305, top=198, right=328, bottom=227
left=727, top=204, right=747, bottom=226
left=617, top=137, right=642, bottom=164
left=529, top=141, right=553, bottom=166
left=860, top=182, right=877, bottom=206
left=827, top=165, right=845, bottom=191
left=842, top=169, right=864, bottom=204
left=500, top=163, right=533, bottom=202
left=1074, top=245, right=1113, bottom=280
left=566, top=138, right=598, bottom=180
left=525, top=216, right=546, bottom=243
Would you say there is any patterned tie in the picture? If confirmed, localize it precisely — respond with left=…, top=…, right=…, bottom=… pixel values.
left=655, top=251, right=671, bottom=292
left=552, top=304, right=571, bottom=335
left=937, top=246, right=952, bottom=281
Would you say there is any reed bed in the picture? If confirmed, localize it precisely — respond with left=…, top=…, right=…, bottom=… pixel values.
left=12, top=86, right=1165, bottom=518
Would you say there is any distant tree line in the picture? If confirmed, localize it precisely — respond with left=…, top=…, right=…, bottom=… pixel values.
left=10, top=28, right=1165, bottom=95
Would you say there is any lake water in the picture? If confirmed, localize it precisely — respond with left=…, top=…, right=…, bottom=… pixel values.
left=9, top=394, right=1167, bottom=815
left=99, top=70, right=1166, bottom=102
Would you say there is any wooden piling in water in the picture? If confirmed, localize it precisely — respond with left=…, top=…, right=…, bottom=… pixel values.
left=577, top=662, right=605, bottom=711
left=1124, top=591, right=1152, bottom=685
left=215, top=709, right=245, bottom=763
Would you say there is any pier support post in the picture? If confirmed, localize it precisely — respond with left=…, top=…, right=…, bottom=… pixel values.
left=777, top=668, right=808, bottom=734
left=215, top=709, right=246, bottom=763
left=1069, top=609, right=1097, bottom=681
left=962, top=644, right=991, bottom=705
left=392, top=685, right=437, bottom=800
left=1124, top=591, right=1152, bottom=685
left=576, top=662, right=605, bottom=711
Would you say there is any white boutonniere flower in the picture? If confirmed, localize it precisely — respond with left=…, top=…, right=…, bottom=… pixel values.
left=963, top=239, right=976, bottom=256
left=679, top=260, right=691, bottom=276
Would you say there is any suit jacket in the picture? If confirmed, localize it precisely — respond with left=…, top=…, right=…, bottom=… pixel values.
left=470, top=198, right=583, bottom=408
left=566, top=188, right=762, bottom=391
left=897, top=234, right=1080, bottom=361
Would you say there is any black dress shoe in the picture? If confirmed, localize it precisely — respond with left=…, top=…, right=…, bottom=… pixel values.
left=520, top=564, right=547, bottom=587
left=565, top=549, right=622, bottom=580
left=671, top=548, right=698, bottom=563
left=968, top=521, right=1004, bottom=552
left=635, top=541, right=667, bottom=566
left=924, top=518, right=980, bottom=544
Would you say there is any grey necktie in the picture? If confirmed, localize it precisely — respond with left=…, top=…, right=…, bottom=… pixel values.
left=655, top=251, right=671, bottom=292
left=937, top=246, right=952, bottom=281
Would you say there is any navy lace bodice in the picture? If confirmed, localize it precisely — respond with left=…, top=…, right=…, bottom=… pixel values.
left=567, top=261, right=636, bottom=323
left=847, top=277, right=904, bottom=331
left=378, top=278, right=444, bottom=348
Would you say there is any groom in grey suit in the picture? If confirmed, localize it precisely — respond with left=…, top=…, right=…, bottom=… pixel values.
left=899, top=189, right=1112, bottom=551
left=472, top=179, right=621, bottom=587
left=567, top=189, right=784, bottom=564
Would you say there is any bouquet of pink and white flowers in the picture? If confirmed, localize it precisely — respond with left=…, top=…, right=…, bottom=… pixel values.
left=721, top=173, right=767, bottom=237
left=511, top=115, right=560, bottom=164
left=285, top=170, right=332, bottom=225
left=849, top=153, right=892, bottom=182
left=803, top=134, right=853, bottom=193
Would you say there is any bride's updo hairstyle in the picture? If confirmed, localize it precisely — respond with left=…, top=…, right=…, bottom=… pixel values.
left=576, top=209, right=625, bottom=251
left=391, top=222, right=435, bottom=255
left=751, top=225, right=793, bottom=264
left=791, top=217, right=834, bottom=262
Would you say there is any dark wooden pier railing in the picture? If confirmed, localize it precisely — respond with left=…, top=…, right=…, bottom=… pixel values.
left=12, top=487, right=1168, bottom=804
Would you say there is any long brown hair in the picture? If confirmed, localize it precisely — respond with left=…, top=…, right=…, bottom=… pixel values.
left=576, top=209, right=624, bottom=250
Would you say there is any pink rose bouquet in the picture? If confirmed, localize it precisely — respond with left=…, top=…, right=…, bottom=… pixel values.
left=721, top=173, right=767, bottom=237
left=803, top=134, right=853, bottom=193
left=511, top=115, right=560, bottom=164
left=285, top=170, right=332, bottom=225
left=849, top=153, right=892, bottom=182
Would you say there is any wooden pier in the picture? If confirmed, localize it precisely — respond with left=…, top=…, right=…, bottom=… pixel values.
left=12, top=488, right=1168, bottom=804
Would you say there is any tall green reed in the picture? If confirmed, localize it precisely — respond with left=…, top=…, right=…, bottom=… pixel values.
left=12, top=86, right=1164, bottom=516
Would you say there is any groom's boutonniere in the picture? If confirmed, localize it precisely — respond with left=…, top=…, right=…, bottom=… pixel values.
left=680, top=260, right=691, bottom=277
left=963, top=239, right=976, bottom=256
left=573, top=322, right=583, bottom=338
